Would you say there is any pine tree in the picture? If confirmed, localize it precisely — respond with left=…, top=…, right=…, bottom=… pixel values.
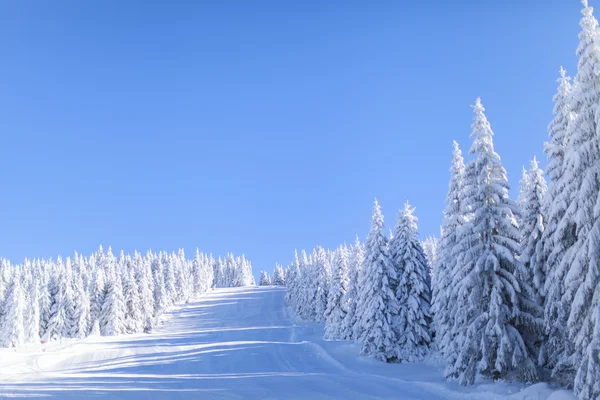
left=89, top=266, right=105, bottom=331
left=324, top=246, right=349, bottom=340
left=152, top=256, right=169, bottom=317
left=312, top=246, right=330, bottom=323
left=272, top=264, right=286, bottom=286
left=390, top=202, right=432, bottom=362
left=446, top=99, right=539, bottom=385
left=259, top=271, right=271, bottom=286
left=137, top=254, right=155, bottom=333
left=421, top=236, right=439, bottom=276
left=71, top=272, right=90, bottom=338
left=45, top=272, right=69, bottom=342
left=541, top=67, right=576, bottom=373
left=519, top=157, right=547, bottom=302
left=38, top=261, right=52, bottom=337
left=123, top=268, right=143, bottom=334
left=285, top=251, right=300, bottom=308
left=355, top=199, right=400, bottom=362
left=342, top=237, right=363, bottom=341
left=25, top=275, right=41, bottom=343
left=1, top=271, right=25, bottom=348
left=100, top=277, right=126, bottom=336
left=432, top=141, right=465, bottom=359
left=560, top=2, right=600, bottom=397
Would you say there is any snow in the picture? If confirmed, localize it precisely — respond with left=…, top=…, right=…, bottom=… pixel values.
left=0, top=286, right=573, bottom=399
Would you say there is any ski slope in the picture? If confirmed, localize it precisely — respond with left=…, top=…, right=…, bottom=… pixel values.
left=0, top=286, right=573, bottom=399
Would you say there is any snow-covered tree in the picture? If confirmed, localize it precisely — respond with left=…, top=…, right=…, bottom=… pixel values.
left=45, top=272, right=69, bottom=342
left=355, top=199, right=400, bottom=362
left=432, top=141, right=465, bottom=359
left=272, top=264, right=286, bottom=286
left=0, top=271, right=25, bottom=348
left=137, top=254, right=155, bottom=333
left=446, top=99, right=539, bottom=385
left=389, top=202, right=432, bottom=362
left=71, top=272, right=90, bottom=338
left=100, top=276, right=126, bottom=336
left=421, top=236, right=439, bottom=275
left=123, top=268, right=143, bottom=334
left=312, top=246, right=330, bottom=323
left=285, top=250, right=300, bottom=307
left=25, top=275, right=41, bottom=343
left=556, top=2, right=600, bottom=396
left=344, top=237, right=364, bottom=341
left=324, top=246, right=349, bottom=340
left=259, top=271, right=271, bottom=286
left=539, top=67, right=575, bottom=373
left=89, top=267, right=105, bottom=332
left=518, top=157, right=547, bottom=303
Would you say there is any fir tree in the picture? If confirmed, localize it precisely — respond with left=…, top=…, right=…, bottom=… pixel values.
left=324, top=246, right=349, bottom=340
left=344, top=237, right=364, bottom=341
left=541, top=67, right=576, bottom=373
left=446, top=99, right=539, bottom=385
left=272, top=264, right=286, bottom=286
left=390, top=202, right=432, bottom=362
left=432, top=141, right=465, bottom=359
left=519, top=157, right=547, bottom=303
left=562, top=2, right=600, bottom=396
left=355, top=199, right=400, bottom=362
left=1, top=271, right=25, bottom=348
left=259, top=271, right=271, bottom=286
left=100, top=277, right=126, bottom=336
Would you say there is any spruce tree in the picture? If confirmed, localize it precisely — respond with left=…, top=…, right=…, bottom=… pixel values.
left=259, top=271, right=271, bottom=286
left=100, top=277, right=126, bottom=336
left=446, top=99, right=538, bottom=385
left=344, top=237, right=364, bottom=341
left=324, top=246, right=349, bottom=340
left=519, top=157, right=547, bottom=302
left=25, top=275, right=41, bottom=343
left=561, top=2, right=600, bottom=396
left=312, top=246, right=330, bottom=322
left=272, top=264, right=286, bottom=286
left=390, top=202, right=432, bottom=362
left=1, top=271, right=25, bottom=348
left=71, top=272, right=90, bottom=338
left=355, top=199, right=400, bottom=362
left=432, top=141, right=465, bottom=359
left=541, top=67, right=576, bottom=372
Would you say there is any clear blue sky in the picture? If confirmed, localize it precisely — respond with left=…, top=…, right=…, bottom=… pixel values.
left=0, top=0, right=582, bottom=277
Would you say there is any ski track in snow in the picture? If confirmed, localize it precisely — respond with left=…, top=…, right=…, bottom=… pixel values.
left=0, top=287, right=574, bottom=400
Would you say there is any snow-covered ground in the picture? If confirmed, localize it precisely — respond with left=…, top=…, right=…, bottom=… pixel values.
left=0, top=286, right=574, bottom=399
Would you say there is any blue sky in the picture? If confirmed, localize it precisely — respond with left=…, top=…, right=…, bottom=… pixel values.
left=0, top=0, right=583, bottom=277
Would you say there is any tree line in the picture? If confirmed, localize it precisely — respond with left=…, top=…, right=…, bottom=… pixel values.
left=285, top=2, right=600, bottom=398
left=0, top=246, right=255, bottom=348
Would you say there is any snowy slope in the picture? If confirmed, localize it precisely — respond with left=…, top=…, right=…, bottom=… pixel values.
left=0, top=287, right=573, bottom=399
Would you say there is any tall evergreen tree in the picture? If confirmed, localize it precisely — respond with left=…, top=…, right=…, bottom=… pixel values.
left=344, top=237, right=364, bottom=341
left=0, top=271, right=25, bottom=348
left=355, top=199, right=400, bottom=362
left=518, top=157, right=547, bottom=303
left=541, top=67, right=576, bottom=373
left=25, top=275, right=41, bottom=343
left=272, top=264, right=286, bottom=286
left=558, top=2, right=600, bottom=397
left=71, top=272, right=90, bottom=338
left=433, top=141, right=465, bottom=359
left=446, top=99, right=539, bottom=385
left=100, top=277, right=126, bottom=336
left=312, top=246, right=330, bottom=323
left=259, top=271, right=271, bottom=286
left=324, top=246, right=349, bottom=340
left=390, top=202, right=432, bottom=362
